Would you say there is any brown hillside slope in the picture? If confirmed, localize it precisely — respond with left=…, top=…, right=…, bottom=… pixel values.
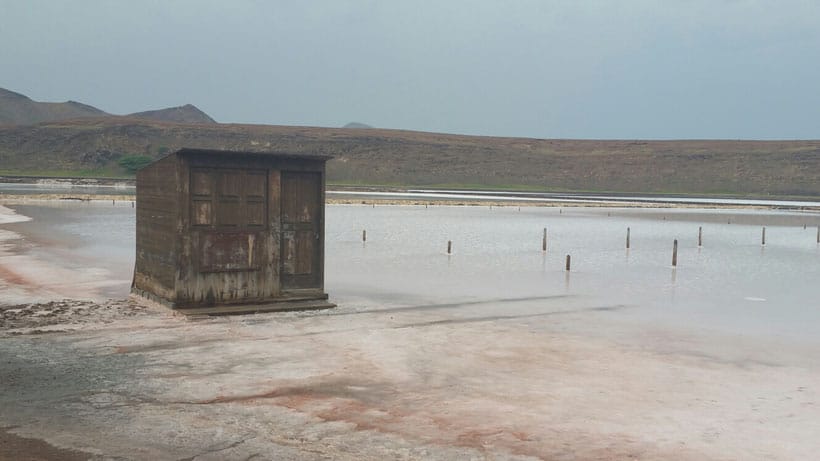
left=1, top=118, right=819, bottom=196
left=127, top=104, right=216, bottom=124
left=0, top=88, right=107, bottom=125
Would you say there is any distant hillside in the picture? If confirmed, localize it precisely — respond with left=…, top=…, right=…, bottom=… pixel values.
left=127, top=104, right=216, bottom=124
left=1, top=117, right=819, bottom=197
left=343, top=122, right=373, bottom=129
left=0, top=87, right=107, bottom=125
left=0, top=87, right=215, bottom=125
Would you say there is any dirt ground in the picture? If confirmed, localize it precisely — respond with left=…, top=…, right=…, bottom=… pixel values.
left=0, top=426, right=92, bottom=461
left=1, top=295, right=819, bottom=461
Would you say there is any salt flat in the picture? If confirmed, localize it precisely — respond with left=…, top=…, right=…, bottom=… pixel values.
left=1, top=202, right=819, bottom=460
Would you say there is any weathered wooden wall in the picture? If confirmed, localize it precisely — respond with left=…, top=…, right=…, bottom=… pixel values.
left=133, top=149, right=330, bottom=312
left=133, top=155, right=180, bottom=300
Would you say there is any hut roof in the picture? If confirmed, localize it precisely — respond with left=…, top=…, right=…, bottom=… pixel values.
left=174, top=148, right=333, bottom=162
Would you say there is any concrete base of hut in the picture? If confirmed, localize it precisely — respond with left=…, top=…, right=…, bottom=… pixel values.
left=131, top=287, right=335, bottom=316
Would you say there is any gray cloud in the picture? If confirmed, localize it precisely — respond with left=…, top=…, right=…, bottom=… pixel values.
left=2, top=0, right=818, bottom=139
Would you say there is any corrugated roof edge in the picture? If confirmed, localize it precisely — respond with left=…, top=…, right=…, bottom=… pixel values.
left=174, top=147, right=333, bottom=161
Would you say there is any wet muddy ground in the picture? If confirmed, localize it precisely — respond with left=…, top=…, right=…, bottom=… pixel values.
left=2, top=295, right=819, bottom=460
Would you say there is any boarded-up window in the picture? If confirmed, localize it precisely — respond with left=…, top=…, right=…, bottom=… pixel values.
left=245, top=173, right=267, bottom=228
left=190, top=168, right=268, bottom=230
left=216, top=170, right=241, bottom=227
left=193, top=201, right=212, bottom=226
left=191, top=170, right=214, bottom=227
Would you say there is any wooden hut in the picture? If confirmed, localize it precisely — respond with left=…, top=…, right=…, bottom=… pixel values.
left=131, top=148, right=334, bottom=314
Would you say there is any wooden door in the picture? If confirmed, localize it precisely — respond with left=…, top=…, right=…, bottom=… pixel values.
left=280, top=171, right=322, bottom=290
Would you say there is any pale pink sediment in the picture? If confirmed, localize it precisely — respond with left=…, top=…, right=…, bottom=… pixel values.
left=0, top=205, right=120, bottom=303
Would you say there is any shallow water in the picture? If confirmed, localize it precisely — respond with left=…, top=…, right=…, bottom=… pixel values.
left=329, top=205, right=820, bottom=342
left=4, top=203, right=820, bottom=342
left=4, top=202, right=135, bottom=298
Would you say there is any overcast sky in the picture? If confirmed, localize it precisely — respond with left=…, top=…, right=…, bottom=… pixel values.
left=2, top=1, right=819, bottom=139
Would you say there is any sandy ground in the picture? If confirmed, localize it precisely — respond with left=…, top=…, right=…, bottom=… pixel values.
left=2, top=201, right=820, bottom=460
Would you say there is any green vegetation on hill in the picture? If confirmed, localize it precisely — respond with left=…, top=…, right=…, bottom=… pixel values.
left=117, top=155, right=154, bottom=174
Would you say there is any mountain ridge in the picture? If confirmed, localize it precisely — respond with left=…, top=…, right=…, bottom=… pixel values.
left=0, top=87, right=216, bottom=125
left=127, top=104, right=216, bottom=124
left=342, top=122, right=373, bottom=129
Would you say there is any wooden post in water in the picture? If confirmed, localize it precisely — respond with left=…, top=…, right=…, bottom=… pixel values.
left=698, top=226, right=703, bottom=247
left=447, top=240, right=452, bottom=255
left=762, top=227, right=766, bottom=246
left=626, top=227, right=631, bottom=249
left=112, top=200, right=115, bottom=206
left=542, top=228, right=547, bottom=252
left=565, top=255, right=571, bottom=271
left=817, top=226, right=819, bottom=244
left=362, top=230, right=366, bottom=243
left=672, top=239, right=678, bottom=267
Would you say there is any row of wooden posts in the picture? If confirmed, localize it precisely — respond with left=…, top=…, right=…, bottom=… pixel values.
left=361, top=224, right=820, bottom=270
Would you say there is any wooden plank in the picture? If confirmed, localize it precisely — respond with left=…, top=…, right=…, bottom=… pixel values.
left=191, top=169, right=213, bottom=197
left=295, top=230, right=314, bottom=274
left=199, top=232, right=262, bottom=272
